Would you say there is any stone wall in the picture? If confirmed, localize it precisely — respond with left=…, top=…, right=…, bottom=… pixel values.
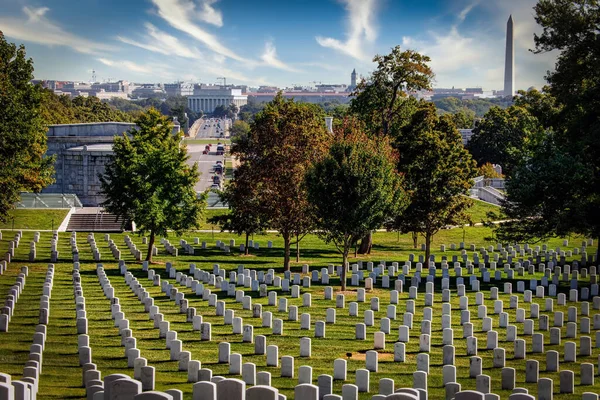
left=43, top=122, right=180, bottom=206
left=44, top=148, right=113, bottom=206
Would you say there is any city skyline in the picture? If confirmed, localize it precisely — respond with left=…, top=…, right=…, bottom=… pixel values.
left=1, top=0, right=557, bottom=91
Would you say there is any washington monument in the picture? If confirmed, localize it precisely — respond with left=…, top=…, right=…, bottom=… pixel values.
left=504, top=15, right=514, bottom=97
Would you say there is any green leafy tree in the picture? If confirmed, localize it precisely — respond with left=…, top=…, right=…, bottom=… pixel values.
left=208, top=163, right=267, bottom=255
left=467, top=105, right=543, bottom=176
left=450, top=109, right=475, bottom=129
left=306, top=120, right=406, bottom=290
left=389, top=104, right=477, bottom=263
left=495, top=0, right=600, bottom=261
left=233, top=93, right=331, bottom=270
left=350, top=46, right=434, bottom=254
left=0, top=32, right=55, bottom=222
left=99, top=109, right=205, bottom=262
left=229, top=120, right=250, bottom=143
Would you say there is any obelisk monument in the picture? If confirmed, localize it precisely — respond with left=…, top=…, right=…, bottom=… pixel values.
left=503, top=15, right=514, bottom=97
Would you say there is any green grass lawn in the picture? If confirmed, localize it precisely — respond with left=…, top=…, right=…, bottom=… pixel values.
left=0, top=227, right=597, bottom=399
left=0, top=209, right=69, bottom=230
left=467, top=199, right=504, bottom=224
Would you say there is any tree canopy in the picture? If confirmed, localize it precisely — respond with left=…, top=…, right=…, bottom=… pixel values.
left=99, top=109, right=205, bottom=261
left=495, top=0, right=600, bottom=261
left=467, top=104, right=544, bottom=176
left=0, top=32, right=54, bottom=222
left=233, top=93, right=331, bottom=270
left=306, top=120, right=405, bottom=290
left=388, top=104, right=477, bottom=263
left=40, top=91, right=134, bottom=125
left=208, top=163, right=267, bottom=255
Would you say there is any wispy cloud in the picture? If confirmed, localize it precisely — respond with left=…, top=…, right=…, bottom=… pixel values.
left=457, top=1, right=480, bottom=24
left=260, top=41, right=301, bottom=72
left=401, top=0, right=555, bottom=90
left=151, top=0, right=245, bottom=62
left=0, top=6, right=113, bottom=54
left=316, top=0, right=378, bottom=61
left=197, top=0, right=223, bottom=27
left=117, top=23, right=203, bottom=59
left=97, top=58, right=152, bottom=74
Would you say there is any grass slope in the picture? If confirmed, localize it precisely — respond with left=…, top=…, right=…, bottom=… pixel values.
left=0, top=209, right=69, bottom=230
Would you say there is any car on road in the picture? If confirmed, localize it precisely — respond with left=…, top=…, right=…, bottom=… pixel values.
left=210, top=183, right=221, bottom=190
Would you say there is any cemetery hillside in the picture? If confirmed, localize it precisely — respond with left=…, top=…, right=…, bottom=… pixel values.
left=1, top=1, right=600, bottom=400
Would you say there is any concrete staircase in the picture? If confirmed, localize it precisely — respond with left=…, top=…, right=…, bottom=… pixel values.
left=66, top=208, right=131, bottom=232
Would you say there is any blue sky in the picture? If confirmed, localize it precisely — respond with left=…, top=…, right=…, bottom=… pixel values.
left=0, top=0, right=557, bottom=90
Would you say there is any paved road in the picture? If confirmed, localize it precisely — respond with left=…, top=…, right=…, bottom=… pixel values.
left=195, top=118, right=230, bottom=139
left=187, top=144, right=226, bottom=192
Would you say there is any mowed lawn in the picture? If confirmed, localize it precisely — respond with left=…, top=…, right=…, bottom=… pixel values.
left=0, top=223, right=598, bottom=399
left=0, top=209, right=69, bottom=230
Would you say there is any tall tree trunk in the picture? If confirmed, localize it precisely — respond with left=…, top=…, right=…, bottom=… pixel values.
left=145, top=230, right=155, bottom=262
left=341, top=249, right=348, bottom=291
left=357, top=232, right=372, bottom=254
left=424, top=231, right=432, bottom=268
left=296, top=233, right=300, bottom=262
left=283, top=232, right=291, bottom=271
left=412, top=231, right=418, bottom=249
left=245, top=232, right=249, bottom=255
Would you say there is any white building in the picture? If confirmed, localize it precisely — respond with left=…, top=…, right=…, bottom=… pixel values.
left=459, top=129, right=474, bottom=145
left=188, top=87, right=247, bottom=114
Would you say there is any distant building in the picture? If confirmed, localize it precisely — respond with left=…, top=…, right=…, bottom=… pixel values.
left=459, top=129, right=474, bottom=145
left=504, top=15, right=515, bottom=98
left=92, top=80, right=130, bottom=94
left=349, top=68, right=357, bottom=91
left=187, top=86, right=248, bottom=114
left=315, top=84, right=348, bottom=93
left=131, top=84, right=165, bottom=98
left=163, top=82, right=194, bottom=97
left=247, top=91, right=351, bottom=105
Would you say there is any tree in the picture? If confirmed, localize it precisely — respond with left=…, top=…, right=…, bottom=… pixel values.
left=208, top=163, right=266, bottom=255
left=389, top=104, right=477, bottom=263
left=99, top=109, right=205, bottom=262
left=0, top=32, right=55, bottom=222
left=233, top=93, right=331, bottom=270
left=478, top=162, right=503, bottom=179
left=467, top=105, right=543, bottom=176
left=229, top=120, right=250, bottom=143
left=450, top=109, right=475, bottom=129
left=494, top=0, right=600, bottom=261
left=350, top=46, right=434, bottom=138
left=350, top=45, right=435, bottom=254
left=306, top=120, right=405, bottom=290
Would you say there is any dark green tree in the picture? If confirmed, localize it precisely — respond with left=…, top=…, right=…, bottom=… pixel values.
left=99, top=109, right=205, bottom=262
left=306, top=120, right=405, bottom=290
left=350, top=45, right=434, bottom=254
left=450, top=109, right=476, bottom=129
left=208, top=163, right=267, bottom=255
left=389, top=104, right=477, bottom=263
left=467, top=105, right=543, bottom=176
left=0, top=32, right=55, bottom=222
left=495, top=0, right=600, bottom=261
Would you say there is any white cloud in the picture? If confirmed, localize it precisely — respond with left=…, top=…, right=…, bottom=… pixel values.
left=117, top=23, right=203, bottom=59
left=457, top=1, right=480, bottom=24
left=316, top=0, right=378, bottom=61
left=97, top=58, right=152, bottom=74
left=197, top=0, right=223, bottom=27
left=260, top=41, right=301, bottom=72
left=0, top=6, right=114, bottom=54
left=400, top=0, right=556, bottom=91
left=151, top=0, right=245, bottom=62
